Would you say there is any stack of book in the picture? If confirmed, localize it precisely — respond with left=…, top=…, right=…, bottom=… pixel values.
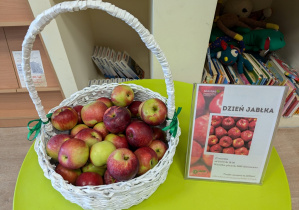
left=202, top=49, right=299, bottom=118
left=92, top=46, right=145, bottom=80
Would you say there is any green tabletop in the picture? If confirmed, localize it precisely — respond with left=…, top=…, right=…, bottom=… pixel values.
left=14, top=79, right=291, bottom=210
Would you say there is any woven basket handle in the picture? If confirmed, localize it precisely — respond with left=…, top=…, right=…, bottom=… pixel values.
left=22, top=0, right=175, bottom=131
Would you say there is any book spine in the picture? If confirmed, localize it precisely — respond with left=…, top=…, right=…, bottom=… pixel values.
left=120, top=52, right=139, bottom=79
left=99, top=47, right=113, bottom=78
left=109, top=50, right=126, bottom=78
left=91, top=46, right=107, bottom=78
left=212, top=58, right=221, bottom=83
left=227, top=66, right=239, bottom=84
left=284, top=97, right=299, bottom=117
left=123, top=51, right=145, bottom=79
left=115, top=52, right=133, bottom=79
left=282, top=92, right=296, bottom=116
left=103, top=48, right=118, bottom=78
left=239, top=73, right=251, bottom=85
left=266, top=61, right=287, bottom=86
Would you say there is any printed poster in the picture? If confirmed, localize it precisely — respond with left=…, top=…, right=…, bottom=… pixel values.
left=185, top=84, right=287, bottom=184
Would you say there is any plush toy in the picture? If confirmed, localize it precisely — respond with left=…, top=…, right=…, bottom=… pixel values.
left=210, top=27, right=286, bottom=53
left=211, top=40, right=253, bottom=74
left=216, top=0, right=279, bottom=41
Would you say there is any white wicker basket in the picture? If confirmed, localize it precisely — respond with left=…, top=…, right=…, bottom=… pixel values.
left=22, top=1, right=181, bottom=209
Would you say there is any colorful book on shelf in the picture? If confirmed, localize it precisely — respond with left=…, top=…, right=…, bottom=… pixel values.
left=243, top=54, right=263, bottom=85
left=92, top=46, right=108, bottom=78
left=119, top=52, right=141, bottom=79
left=215, top=59, right=230, bottom=84
left=243, top=66, right=258, bottom=85
left=104, top=48, right=119, bottom=78
left=205, top=54, right=217, bottom=83
left=282, top=91, right=296, bottom=116
left=266, top=60, right=288, bottom=86
left=243, top=53, right=265, bottom=85
left=224, top=66, right=235, bottom=84
left=284, top=95, right=299, bottom=117
left=109, top=49, right=126, bottom=78
left=99, top=47, right=114, bottom=78
left=269, top=55, right=299, bottom=82
left=226, top=65, right=240, bottom=84
left=212, top=58, right=223, bottom=84
left=115, top=51, right=133, bottom=79
left=247, top=53, right=271, bottom=85
left=207, top=48, right=218, bottom=78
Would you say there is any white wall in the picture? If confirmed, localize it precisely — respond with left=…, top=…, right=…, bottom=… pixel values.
left=151, top=0, right=218, bottom=83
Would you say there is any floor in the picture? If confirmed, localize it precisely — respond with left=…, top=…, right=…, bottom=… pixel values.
left=1, top=126, right=298, bottom=210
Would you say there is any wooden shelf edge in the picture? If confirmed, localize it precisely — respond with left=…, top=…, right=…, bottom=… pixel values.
left=0, top=89, right=17, bottom=93
left=16, top=87, right=61, bottom=93
left=279, top=115, right=299, bottom=128
left=0, top=21, right=32, bottom=27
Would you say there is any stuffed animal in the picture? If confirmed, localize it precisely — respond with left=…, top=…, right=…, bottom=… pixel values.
left=216, top=0, right=279, bottom=41
left=211, top=40, right=253, bottom=74
left=210, top=26, right=285, bottom=53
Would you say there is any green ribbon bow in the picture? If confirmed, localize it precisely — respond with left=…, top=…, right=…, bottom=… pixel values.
left=162, top=107, right=182, bottom=138
left=27, top=113, right=52, bottom=141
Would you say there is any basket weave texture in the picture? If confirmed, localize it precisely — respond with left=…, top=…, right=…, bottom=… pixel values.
left=22, top=1, right=180, bottom=209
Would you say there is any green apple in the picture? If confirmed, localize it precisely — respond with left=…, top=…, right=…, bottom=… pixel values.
left=82, top=162, right=107, bottom=176
left=90, top=141, right=116, bottom=167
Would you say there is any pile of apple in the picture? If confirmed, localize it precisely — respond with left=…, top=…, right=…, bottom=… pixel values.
left=46, top=85, right=168, bottom=186
left=207, top=116, right=257, bottom=155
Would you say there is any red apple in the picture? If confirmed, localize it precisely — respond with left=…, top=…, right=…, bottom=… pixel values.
left=82, top=162, right=106, bottom=176
left=211, top=115, right=223, bottom=128
left=219, top=136, right=233, bottom=148
left=189, top=163, right=211, bottom=177
left=46, top=134, right=71, bottom=161
left=74, top=128, right=102, bottom=147
left=209, top=125, right=215, bottom=135
left=235, top=147, right=249, bottom=155
left=104, top=133, right=129, bottom=149
left=196, top=90, right=205, bottom=117
left=241, top=130, right=254, bottom=142
left=55, top=163, right=81, bottom=185
left=152, top=127, right=166, bottom=142
left=190, top=140, right=203, bottom=165
left=81, top=101, right=108, bottom=127
left=228, top=127, right=241, bottom=139
left=93, top=122, right=109, bottom=139
left=104, top=170, right=118, bottom=185
left=232, top=138, right=245, bottom=148
left=58, top=138, right=89, bottom=169
left=149, top=140, right=168, bottom=161
left=140, top=98, right=167, bottom=126
left=193, top=114, right=210, bottom=146
left=210, top=144, right=223, bottom=153
left=75, top=172, right=103, bottom=186
left=249, top=121, right=256, bottom=132
left=70, top=124, right=89, bottom=137
left=103, top=106, right=131, bottom=134
left=236, top=119, right=249, bottom=131
left=208, top=135, right=219, bottom=146
left=221, top=117, right=235, bottom=130
left=96, top=97, right=113, bottom=108
left=202, top=154, right=214, bottom=167
left=223, top=147, right=235, bottom=154
left=209, top=91, right=224, bottom=113
left=126, top=121, right=153, bottom=148
left=51, top=106, right=78, bottom=131
left=73, top=105, right=83, bottom=124
left=247, top=141, right=252, bottom=149
left=215, top=126, right=228, bottom=139
left=232, top=116, right=242, bottom=122
left=111, top=85, right=134, bottom=107
left=128, top=101, right=142, bottom=118
left=107, top=148, right=139, bottom=181
left=134, top=147, right=158, bottom=176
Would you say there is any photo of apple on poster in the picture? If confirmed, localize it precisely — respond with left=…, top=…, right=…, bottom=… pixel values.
left=185, top=84, right=287, bottom=184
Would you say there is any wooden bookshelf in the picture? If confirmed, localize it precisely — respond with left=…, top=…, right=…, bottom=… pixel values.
left=0, top=1, right=64, bottom=128
left=0, top=0, right=33, bottom=27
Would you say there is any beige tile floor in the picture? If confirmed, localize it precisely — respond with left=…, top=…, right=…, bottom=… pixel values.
left=1, top=127, right=298, bottom=210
